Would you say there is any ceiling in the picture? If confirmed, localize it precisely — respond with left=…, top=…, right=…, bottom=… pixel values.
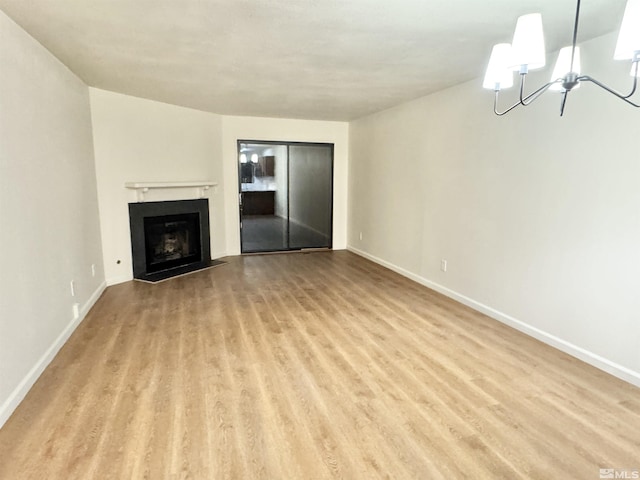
left=0, top=0, right=627, bottom=121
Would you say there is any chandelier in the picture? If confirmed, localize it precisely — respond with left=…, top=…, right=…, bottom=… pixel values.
left=483, top=0, right=640, bottom=116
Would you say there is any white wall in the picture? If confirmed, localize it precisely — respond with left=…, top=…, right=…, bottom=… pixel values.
left=90, top=89, right=225, bottom=285
left=348, top=31, right=640, bottom=386
left=0, top=11, right=105, bottom=427
left=222, top=116, right=349, bottom=255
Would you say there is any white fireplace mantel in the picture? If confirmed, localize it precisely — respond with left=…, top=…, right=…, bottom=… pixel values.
left=125, top=181, right=217, bottom=202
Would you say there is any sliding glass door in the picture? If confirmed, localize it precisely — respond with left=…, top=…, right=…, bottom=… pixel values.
left=238, top=141, right=333, bottom=253
left=288, top=144, right=332, bottom=250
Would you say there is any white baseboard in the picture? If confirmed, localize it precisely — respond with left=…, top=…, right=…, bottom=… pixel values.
left=0, top=281, right=107, bottom=429
left=347, top=246, right=640, bottom=388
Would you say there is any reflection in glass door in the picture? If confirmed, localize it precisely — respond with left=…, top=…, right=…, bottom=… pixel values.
left=238, top=141, right=333, bottom=253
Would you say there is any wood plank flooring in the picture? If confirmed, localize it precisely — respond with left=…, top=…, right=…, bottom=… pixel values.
left=0, top=251, right=638, bottom=479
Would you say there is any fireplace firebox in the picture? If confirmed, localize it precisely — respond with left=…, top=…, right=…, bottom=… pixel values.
left=129, top=199, right=214, bottom=282
left=144, top=213, right=201, bottom=273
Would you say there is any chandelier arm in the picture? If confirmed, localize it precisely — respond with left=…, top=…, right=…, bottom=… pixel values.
left=516, top=73, right=547, bottom=106
left=618, top=65, right=638, bottom=99
left=520, top=79, right=561, bottom=106
left=521, top=81, right=558, bottom=106
left=631, top=63, right=640, bottom=97
left=577, top=69, right=638, bottom=99
left=494, top=91, right=522, bottom=116
left=579, top=76, right=640, bottom=107
left=518, top=73, right=527, bottom=104
left=494, top=80, right=560, bottom=116
left=626, top=77, right=638, bottom=99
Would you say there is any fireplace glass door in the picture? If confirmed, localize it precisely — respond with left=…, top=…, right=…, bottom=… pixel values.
left=144, top=213, right=201, bottom=273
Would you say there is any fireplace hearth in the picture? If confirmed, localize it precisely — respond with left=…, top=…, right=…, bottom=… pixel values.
left=129, top=199, right=220, bottom=282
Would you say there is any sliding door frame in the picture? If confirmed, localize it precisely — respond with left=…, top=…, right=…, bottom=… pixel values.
left=237, top=139, right=334, bottom=254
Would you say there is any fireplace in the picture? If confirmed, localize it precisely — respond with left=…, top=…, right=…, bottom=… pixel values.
left=129, top=199, right=213, bottom=282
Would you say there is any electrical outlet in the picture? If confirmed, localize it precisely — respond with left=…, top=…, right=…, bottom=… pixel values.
left=72, top=303, right=80, bottom=320
left=440, top=259, right=448, bottom=272
left=359, top=232, right=363, bottom=241
left=70, top=280, right=76, bottom=297
left=91, top=264, right=96, bottom=277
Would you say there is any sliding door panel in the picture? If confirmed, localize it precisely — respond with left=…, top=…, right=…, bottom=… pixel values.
left=288, top=144, right=333, bottom=249
left=239, top=143, right=288, bottom=253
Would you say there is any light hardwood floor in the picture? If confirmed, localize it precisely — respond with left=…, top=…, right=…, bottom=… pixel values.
left=1, top=251, right=638, bottom=479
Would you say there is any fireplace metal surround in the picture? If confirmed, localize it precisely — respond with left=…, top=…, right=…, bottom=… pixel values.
left=129, top=199, right=213, bottom=282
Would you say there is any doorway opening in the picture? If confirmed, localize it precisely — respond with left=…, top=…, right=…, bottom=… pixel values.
left=238, top=140, right=333, bottom=253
